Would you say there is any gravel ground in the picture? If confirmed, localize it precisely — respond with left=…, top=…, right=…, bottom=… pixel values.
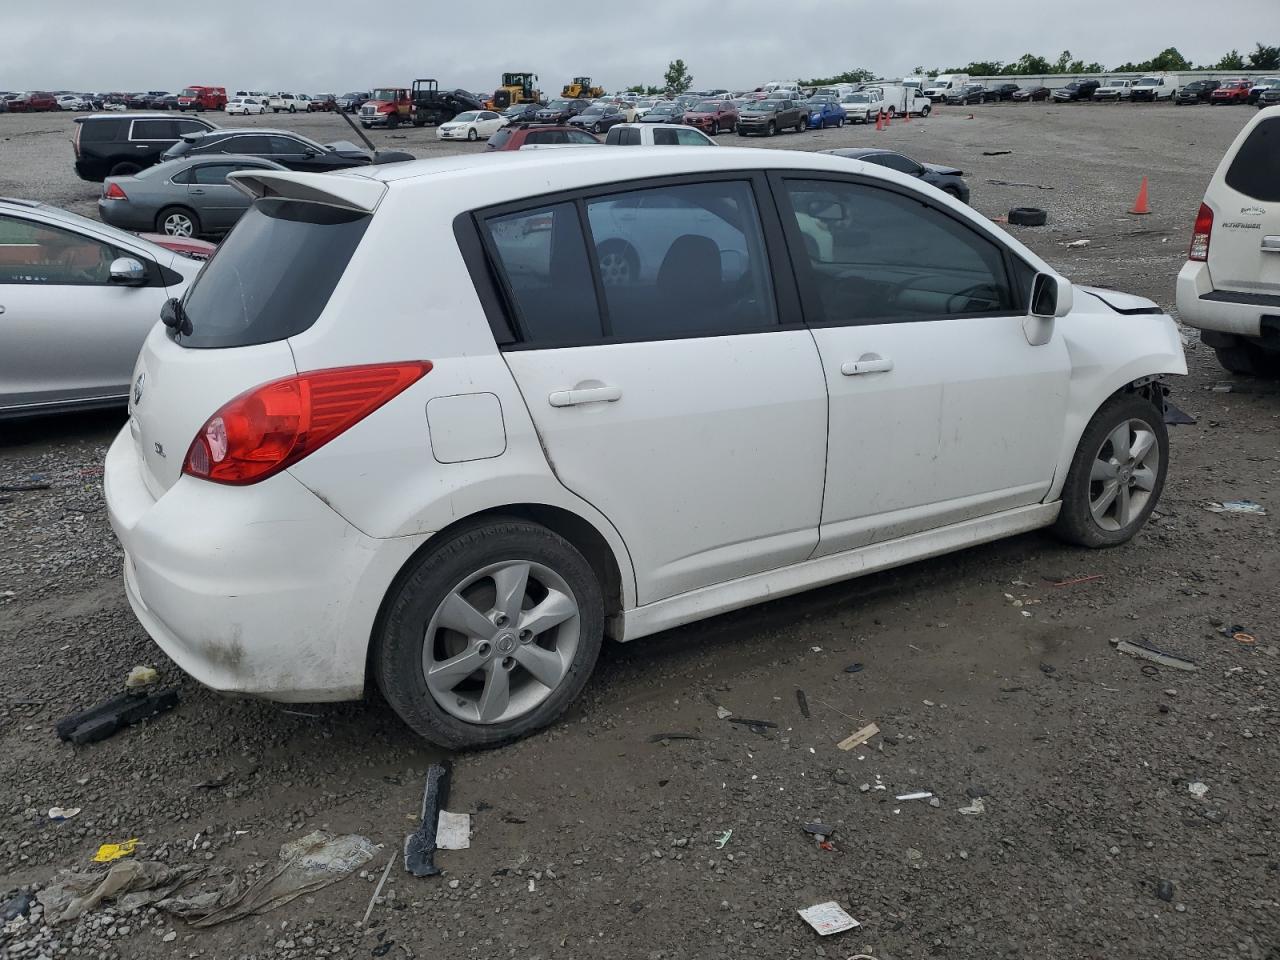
left=2, top=102, right=1278, bottom=960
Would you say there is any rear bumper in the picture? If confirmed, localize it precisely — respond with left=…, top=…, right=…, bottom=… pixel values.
left=104, top=426, right=428, bottom=702
left=1175, top=260, right=1271, bottom=339
left=97, top=198, right=152, bottom=231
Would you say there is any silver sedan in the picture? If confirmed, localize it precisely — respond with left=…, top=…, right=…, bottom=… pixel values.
left=98, top=154, right=287, bottom=238
left=0, top=199, right=208, bottom=418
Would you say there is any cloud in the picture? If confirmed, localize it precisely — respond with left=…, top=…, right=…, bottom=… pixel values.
left=2, top=0, right=1273, bottom=93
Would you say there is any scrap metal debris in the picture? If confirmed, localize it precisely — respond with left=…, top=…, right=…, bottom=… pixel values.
left=1112, top=638, right=1198, bottom=672
left=1205, top=500, right=1266, bottom=515
left=56, top=688, right=180, bottom=745
left=986, top=178, right=1055, bottom=190
left=404, top=763, right=451, bottom=878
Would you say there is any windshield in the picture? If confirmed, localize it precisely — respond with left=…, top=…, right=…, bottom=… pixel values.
left=545, top=100, right=570, bottom=110
left=743, top=102, right=776, bottom=112
left=652, top=104, right=678, bottom=113
left=693, top=101, right=720, bottom=112
left=636, top=99, right=654, bottom=107
left=180, top=88, right=199, bottom=97
left=843, top=94, right=871, bottom=103
left=581, top=106, right=605, bottom=115
left=453, top=111, right=480, bottom=122
left=1135, top=78, right=1158, bottom=87
left=371, top=88, right=401, bottom=100
left=179, top=199, right=372, bottom=349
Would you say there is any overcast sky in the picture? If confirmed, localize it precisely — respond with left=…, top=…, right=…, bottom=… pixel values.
left=3, top=0, right=1275, bottom=93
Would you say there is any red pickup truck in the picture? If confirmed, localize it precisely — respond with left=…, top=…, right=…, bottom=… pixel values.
left=176, top=86, right=227, bottom=111
left=8, top=92, right=58, bottom=112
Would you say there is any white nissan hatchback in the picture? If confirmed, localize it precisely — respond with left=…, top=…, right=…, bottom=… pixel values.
left=105, top=148, right=1187, bottom=748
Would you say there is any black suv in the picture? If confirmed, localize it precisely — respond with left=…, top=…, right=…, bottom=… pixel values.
left=72, top=113, right=217, bottom=181
left=1175, top=79, right=1220, bottom=104
left=1051, top=79, right=1101, bottom=102
left=534, top=99, right=590, bottom=124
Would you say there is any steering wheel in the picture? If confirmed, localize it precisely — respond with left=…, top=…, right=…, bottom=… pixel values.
left=945, top=282, right=1002, bottom=314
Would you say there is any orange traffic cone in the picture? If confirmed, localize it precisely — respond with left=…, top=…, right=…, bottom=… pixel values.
left=1129, top=176, right=1151, bottom=215
left=903, top=107, right=911, bottom=123
left=875, top=110, right=884, bottom=131
left=884, top=109, right=892, bottom=127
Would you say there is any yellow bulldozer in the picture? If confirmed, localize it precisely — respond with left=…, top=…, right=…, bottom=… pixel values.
left=488, top=72, right=541, bottom=110
left=560, top=76, right=604, bottom=99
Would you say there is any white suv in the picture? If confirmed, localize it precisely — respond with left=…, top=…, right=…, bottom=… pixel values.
left=268, top=92, right=306, bottom=113
left=1176, top=108, right=1280, bottom=376
left=104, top=149, right=1186, bottom=748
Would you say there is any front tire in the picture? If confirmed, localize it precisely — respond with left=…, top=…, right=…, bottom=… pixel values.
left=373, top=519, right=604, bottom=749
left=1053, top=394, right=1168, bottom=548
left=468, top=127, right=479, bottom=141
left=767, top=120, right=776, bottom=136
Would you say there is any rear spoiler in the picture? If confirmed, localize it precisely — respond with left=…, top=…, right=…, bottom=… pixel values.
left=226, top=169, right=388, bottom=213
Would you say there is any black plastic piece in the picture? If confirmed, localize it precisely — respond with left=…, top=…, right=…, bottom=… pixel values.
left=404, top=762, right=452, bottom=877
left=55, top=689, right=180, bottom=745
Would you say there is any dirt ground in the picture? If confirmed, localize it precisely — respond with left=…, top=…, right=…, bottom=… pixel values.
left=1, top=102, right=1277, bottom=960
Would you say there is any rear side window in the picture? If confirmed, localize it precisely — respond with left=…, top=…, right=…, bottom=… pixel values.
left=131, top=119, right=178, bottom=140
left=78, top=118, right=125, bottom=143
left=653, top=128, right=679, bottom=145
left=489, top=128, right=514, bottom=149
left=1225, top=118, right=1280, bottom=202
left=483, top=203, right=601, bottom=345
left=178, top=199, right=371, bottom=349
left=174, top=119, right=210, bottom=136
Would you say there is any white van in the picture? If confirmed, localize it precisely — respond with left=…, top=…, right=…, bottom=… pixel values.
left=1175, top=107, right=1280, bottom=375
left=1129, top=74, right=1177, bottom=102
left=923, top=73, right=969, bottom=101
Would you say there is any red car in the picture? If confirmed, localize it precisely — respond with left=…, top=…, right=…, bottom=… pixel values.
left=7, top=91, right=58, bottom=112
left=683, top=99, right=739, bottom=135
left=1210, top=80, right=1251, bottom=104
left=486, top=123, right=601, bottom=151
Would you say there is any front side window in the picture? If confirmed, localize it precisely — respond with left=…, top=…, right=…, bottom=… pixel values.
left=673, top=128, right=710, bottom=146
left=584, top=181, right=776, bottom=339
left=780, top=178, right=1019, bottom=325
left=1225, top=117, right=1280, bottom=202
left=652, top=128, right=679, bottom=146
left=0, top=215, right=124, bottom=286
left=191, top=163, right=252, bottom=184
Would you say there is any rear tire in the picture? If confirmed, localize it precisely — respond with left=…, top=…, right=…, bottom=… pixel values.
left=156, top=206, right=200, bottom=238
left=373, top=519, right=605, bottom=749
left=108, top=162, right=141, bottom=177
left=1053, top=393, right=1168, bottom=548
left=1214, top=342, right=1280, bottom=377
left=920, top=104, right=931, bottom=117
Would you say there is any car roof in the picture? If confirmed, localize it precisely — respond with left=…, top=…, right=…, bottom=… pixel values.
left=77, top=111, right=203, bottom=122
left=164, top=153, right=288, bottom=169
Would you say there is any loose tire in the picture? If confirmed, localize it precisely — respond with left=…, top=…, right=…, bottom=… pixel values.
left=156, top=206, right=200, bottom=238
left=1008, top=206, right=1048, bottom=227
left=373, top=519, right=604, bottom=749
left=1053, top=394, right=1168, bottom=548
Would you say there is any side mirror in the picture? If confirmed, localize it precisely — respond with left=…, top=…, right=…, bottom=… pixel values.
left=1026, top=273, right=1072, bottom=345
left=109, top=257, right=147, bottom=285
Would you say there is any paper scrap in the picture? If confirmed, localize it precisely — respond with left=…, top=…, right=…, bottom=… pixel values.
left=797, top=901, right=860, bottom=936
left=896, top=791, right=933, bottom=801
left=836, top=722, right=879, bottom=751
left=435, top=811, right=471, bottom=851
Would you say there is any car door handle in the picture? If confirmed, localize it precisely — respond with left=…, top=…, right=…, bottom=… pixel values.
left=841, top=354, right=894, bottom=376
left=1261, top=236, right=1280, bottom=253
left=189, top=188, right=206, bottom=195
left=548, top=384, right=622, bottom=407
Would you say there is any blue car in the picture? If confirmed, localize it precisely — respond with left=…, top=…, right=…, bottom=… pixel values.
left=805, top=98, right=846, bottom=129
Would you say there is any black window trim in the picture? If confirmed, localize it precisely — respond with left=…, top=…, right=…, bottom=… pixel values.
left=764, top=169, right=1036, bottom=328
left=459, top=169, right=807, bottom=351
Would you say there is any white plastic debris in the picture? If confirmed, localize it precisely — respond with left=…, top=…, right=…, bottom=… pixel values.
left=896, top=791, right=933, bottom=802
left=798, top=901, right=860, bottom=936
left=1188, top=781, right=1209, bottom=799
left=435, top=811, right=470, bottom=851
left=124, top=666, right=158, bottom=689
left=716, top=706, right=732, bottom=720
left=48, top=806, right=82, bottom=821
left=1205, top=500, right=1267, bottom=515
left=1067, top=239, right=1090, bottom=248
left=958, top=797, right=986, bottom=816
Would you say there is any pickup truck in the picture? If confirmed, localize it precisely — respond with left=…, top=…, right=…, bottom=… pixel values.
left=605, top=123, right=716, bottom=146
left=268, top=92, right=308, bottom=113
left=736, top=97, right=809, bottom=136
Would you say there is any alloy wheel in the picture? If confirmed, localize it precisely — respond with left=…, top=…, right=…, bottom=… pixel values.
left=163, top=213, right=195, bottom=237
left=1088, top=419, right=1159, bottom=531
left=422, top=561, right=581, bottom=725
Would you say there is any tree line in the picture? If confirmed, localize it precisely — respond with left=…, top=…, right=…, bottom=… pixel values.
left=805, top=43, right=1278, bottom=86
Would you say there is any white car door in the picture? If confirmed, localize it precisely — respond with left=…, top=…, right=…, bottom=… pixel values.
left=771, top=173, right=1071, bottom=554
left=0, top=213, right=167, bottom=411
left=479, top=176, right=828, bottom=605
left=479, top=111, right=503, bottom=137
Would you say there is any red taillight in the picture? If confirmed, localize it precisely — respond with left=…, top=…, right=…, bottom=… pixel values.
left=104, top=182, right=128, bottom=200
left=182, top=362, right=431, bottom=485
left=1189, top=202, right=1213, bottom=262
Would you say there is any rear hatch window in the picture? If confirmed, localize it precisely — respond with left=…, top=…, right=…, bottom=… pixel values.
left=177, top=198, right=370, bottom=349
left=1225, top=118, right=1279, bottom=202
